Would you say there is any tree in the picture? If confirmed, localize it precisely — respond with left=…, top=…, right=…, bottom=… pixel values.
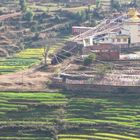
left=111, top=0, right=114, bottom=7
left=19, top=0, right=27, bottom=12
left=42, top=32, right=57, bottom=65
left=31, top=21, right=38, bottom=32
left=23, top=10, right=34, bottom=21
left=111, top=1, right=121, bottom=11
left=54, top=15, right=61, bottom=23
left=84, top=53, right=96, bottom=66
left=96, top=0, right=100, bottom=9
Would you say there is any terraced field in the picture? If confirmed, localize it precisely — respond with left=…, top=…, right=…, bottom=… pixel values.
left=0, top=47, right=57, bottom=74
left=0, top=92, right=67, bottom=140
left=0, top=48, right=44, bottom=74
left=0, top=92, right=140, bottom=140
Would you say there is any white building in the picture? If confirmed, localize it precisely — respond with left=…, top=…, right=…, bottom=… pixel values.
left=73, top=9, right=140, bottom=48
left=99, top=30, right=130, bottom=47
left=98, top=9, right=140, bottom=47
left=123, top=14, right=140, bottom=45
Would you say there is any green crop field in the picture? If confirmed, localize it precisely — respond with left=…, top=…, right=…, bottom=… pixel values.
left=0, top=92, right=140, bottom=140
left=0, top=37, right=66, bottom=75
left=0, top=47, right=57, bottom=74
left=29, top=2, right=95, bottom=13
left=0, top=48, right=44, bottom=74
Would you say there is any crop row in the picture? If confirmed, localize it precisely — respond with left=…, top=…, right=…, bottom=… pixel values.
left=61, top=93, right=140, bottom=139
left=0, top=92, right=67, bottom=140
left=0, top=48, right=43, bottom=74
left=0, top=92, right=140, bottom=139
left=58, top=133, right=140, bottom=140
left=0, top=47, right=57, bottom=74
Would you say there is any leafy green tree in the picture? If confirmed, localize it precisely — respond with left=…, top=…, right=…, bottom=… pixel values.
left=31, top=21, right=38, bottom=32
left=96, top=0, right=100, bottom=9
left=80, top=11, right=87, bottom=22
left=19, top=0, right=27, bottom=12
left=23, top=10, right=34, bottom=21
left=112, top=1, right=121, bottom=11
left=84, top=53, right=96, bottom=66
left=54, top=15, right=61, bottom=23
left=111, top=0, right=114, bottom=8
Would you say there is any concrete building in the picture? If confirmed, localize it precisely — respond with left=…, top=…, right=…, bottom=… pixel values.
left=72, top=9, right=140, bottom=49
left=82, top=43, right=120, bottom=60
left=98, top=28, right=130, bottom=48
left=123, top=13, right=140, bottom=45
left=94, top=9, right=140, bottom=47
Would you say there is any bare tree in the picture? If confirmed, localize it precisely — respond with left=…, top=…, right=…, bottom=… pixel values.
left=43, top=42, right=50, bottom=65
left=42, top=32, right=57, bottom=65
left=31, top=32, right=58, bottom=66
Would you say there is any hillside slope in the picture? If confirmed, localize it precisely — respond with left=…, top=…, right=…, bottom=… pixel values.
left=0, top=92, right=140, bottom=140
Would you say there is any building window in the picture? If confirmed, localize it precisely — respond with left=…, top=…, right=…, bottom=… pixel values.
left=112, top=39, right=115, bottom=42
left=123, top=38, right=127, bottom=42
left=117, top=38, right=121, bottom=42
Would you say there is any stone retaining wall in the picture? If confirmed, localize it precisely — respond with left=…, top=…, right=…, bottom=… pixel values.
left=52, top=82, right=140, bottom=93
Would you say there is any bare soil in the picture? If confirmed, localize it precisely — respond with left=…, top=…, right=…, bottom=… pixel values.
left=0, top=65, right=58, bottom=92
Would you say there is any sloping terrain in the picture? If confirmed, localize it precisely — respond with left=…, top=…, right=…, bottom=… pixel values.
left=0, top=0, right=78, bottom=57
left=0, top=92, right=140, bottom=140
left=0, top=1, right=140, bottom=140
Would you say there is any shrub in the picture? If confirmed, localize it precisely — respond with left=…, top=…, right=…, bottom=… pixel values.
left=96, top=64, right=112, bottom=75
left=23, top=10, right=34, bottom=21
left=83, top=53, right=96, bottom=66
left=19, top=0, right=27, bottom=12
left=47, top=80, right=52, bottom=85
left=78, top=66, right=86, bottom=71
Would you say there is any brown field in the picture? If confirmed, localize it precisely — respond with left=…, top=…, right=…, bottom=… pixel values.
left=0, top=66, right=54, bottom=92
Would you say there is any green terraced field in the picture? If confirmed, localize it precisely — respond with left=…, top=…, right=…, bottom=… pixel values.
left=0, top=47, right=56, bottom=74
left=0, top=92, right=67, bottom=140
left=0, top=92, right=140, bottom=140
left=0, top=39, right=64, bottom=75
left=0, top=48, right=44, bottom=74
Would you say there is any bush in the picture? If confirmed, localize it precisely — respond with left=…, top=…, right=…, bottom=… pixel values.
left=83, top=53, right=96, bottom=66
left=96, top=64, right=112, bottom=75
left=23, top=10, right=34, bottom=21
left=19, top=0, right=27, bottom=12
left=31, top=21, right=38, bottom=32
left=47, top=80, right=52, bottom=85
left=54, top=15, right=61, bottom=23
left=78, top=66, right=86, bottom=71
